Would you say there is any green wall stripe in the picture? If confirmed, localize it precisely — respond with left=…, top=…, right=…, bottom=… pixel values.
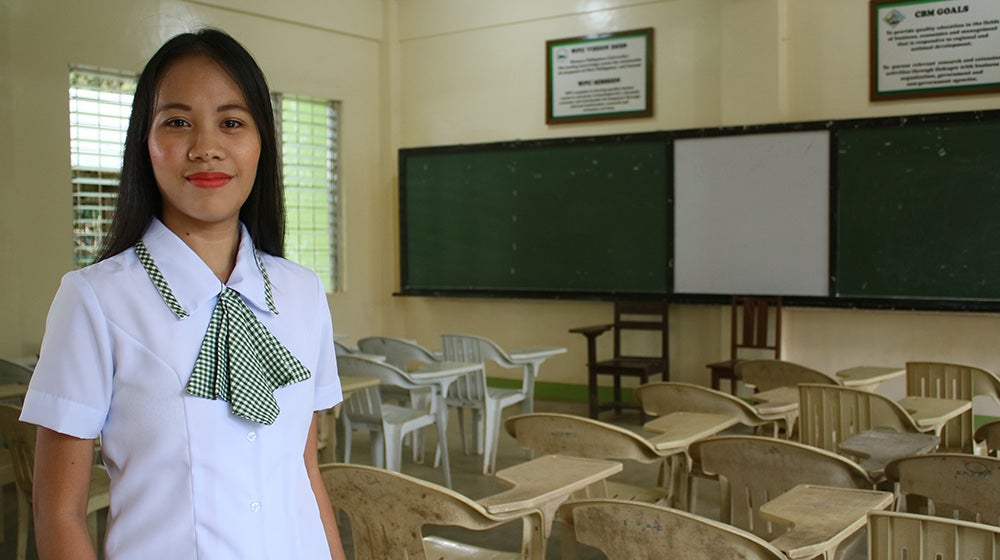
left=488, top=378, right=631, bottom=403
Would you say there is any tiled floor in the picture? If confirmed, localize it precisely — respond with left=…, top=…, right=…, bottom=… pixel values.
left=0, top=399, right=870, bottom=559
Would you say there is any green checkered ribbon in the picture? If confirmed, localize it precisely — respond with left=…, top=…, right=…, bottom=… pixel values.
left=135, top=241, right=311, bottom=425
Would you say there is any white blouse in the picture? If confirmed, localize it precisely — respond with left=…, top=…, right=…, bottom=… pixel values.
left=21, top=219, right=343, bottom=559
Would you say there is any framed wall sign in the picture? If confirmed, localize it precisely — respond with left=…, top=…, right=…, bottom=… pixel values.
left=871, top=0, right=1000, bottom=100
left=546, top=28, right=654, bottom=124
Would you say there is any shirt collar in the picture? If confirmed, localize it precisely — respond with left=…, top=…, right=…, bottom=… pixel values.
left=140, top=218, right=275, bottom=318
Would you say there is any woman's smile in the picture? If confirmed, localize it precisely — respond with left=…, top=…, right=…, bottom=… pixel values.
left=186, top=171, right=233, bottom=189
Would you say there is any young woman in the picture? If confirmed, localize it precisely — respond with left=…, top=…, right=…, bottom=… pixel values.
left=21, top=29, right=346, bottom=559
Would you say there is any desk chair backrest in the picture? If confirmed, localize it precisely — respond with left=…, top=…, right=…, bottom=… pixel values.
left=0, top=404, right=110, bottom=560
left=337, top=354, right=434, bottom=392
left=731, top=296, right=782, bottom=361
left=0, top=359, right=31, bottom=385
left=357, top=336, right=440, bottom=371
left=322, top=463, right=544, bottom=559
left=798, top=383, right=921, bottom=454
left=884, top=454, right=1000, bottom=526
left=333, top=340, right=356, bottom=356
left=440, top=333, right=531, bottom=399
left=610, top=300, right=669, bottom=364
left=440, top=333, right=509, bottom=364
left=0, top=405, right=33, bottom=508
left=736, top=359, right=839, bottom=392
left=504, top=412, right=662, bottom=464
left=634, top=382, right=772, bottom=428
left=906, top=361, right=989, bottom=453
left=558, top=499, right=788, bottom=560
left=569, top=301, right=669, bottom=421
left=869, top=511, right=1000, bottom=560
left=905, top=361, right=1000, bottom=406
left=690, top=435, right=873, bottom=540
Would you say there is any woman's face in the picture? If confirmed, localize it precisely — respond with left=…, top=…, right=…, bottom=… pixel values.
left=147, top=53, right=261, bottom=235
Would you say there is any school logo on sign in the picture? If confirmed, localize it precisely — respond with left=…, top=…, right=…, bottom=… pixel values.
left=884, top=9, right=905, bottom=26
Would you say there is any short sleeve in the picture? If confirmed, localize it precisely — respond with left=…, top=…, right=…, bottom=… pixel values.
left=310, top=274, right=342, bottom=412
left=20, top=272, right=114, bottom=439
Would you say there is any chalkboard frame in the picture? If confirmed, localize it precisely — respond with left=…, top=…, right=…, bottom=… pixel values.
left=398, top=132, right=674, bottom=300
left=397, top=108, right=1000, bottom=312
left=832, top=108, right=1000, bottom=308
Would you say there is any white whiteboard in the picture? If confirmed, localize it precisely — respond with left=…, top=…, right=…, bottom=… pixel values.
left=673, top=130, right=830, bottom=296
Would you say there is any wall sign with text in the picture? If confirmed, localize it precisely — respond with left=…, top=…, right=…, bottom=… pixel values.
left=871, top=0, right=1000, bottom=100
left=546, top=28, right=654, bottom=124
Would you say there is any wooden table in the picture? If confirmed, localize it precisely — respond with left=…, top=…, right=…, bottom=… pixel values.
left=478, top=454, right=622, bottom=537
left=643, top=411, right=740, bottom=509
left=896, top=396, right=971, bottom=433
left=835, top=366, right=904, bottom=392
left=838, top=429, right=939, bottom=479
left=760, top=484, right=894, bottom=559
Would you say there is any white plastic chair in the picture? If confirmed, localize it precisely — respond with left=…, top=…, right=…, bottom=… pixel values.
left=336, top=355, right=450, bottom=485
left=439, top=334, right=537, bottom=475
left=357, top=336, right=439, bottom=458
left=869, top=511, right=1000, bottom=560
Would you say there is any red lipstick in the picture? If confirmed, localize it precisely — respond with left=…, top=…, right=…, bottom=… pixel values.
left=187, top=172, right=232, bottom=189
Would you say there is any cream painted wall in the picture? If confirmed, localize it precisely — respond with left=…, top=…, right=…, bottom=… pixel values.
left=390, top=0, right=1000, bottom=404
left=0, top=0, right=386, bottom=356
left=5, top=0, right=1000, bottom=406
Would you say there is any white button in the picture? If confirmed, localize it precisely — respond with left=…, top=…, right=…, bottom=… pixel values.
left=250, top=500, right=261, bottom=512
left=246, top=432, right=256, bottom=442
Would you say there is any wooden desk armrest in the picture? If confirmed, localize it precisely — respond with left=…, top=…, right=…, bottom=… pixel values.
left=568, top=324, right=614, bottom=337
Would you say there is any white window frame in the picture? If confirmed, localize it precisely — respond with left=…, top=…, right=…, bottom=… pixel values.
left=273, top=93, right=342, bottom=293
left=69, top=65, right=135, bottom=268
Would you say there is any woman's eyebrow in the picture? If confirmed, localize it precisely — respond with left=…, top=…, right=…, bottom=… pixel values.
left=216, top=103, right=251, bottom=113
left=153, top=102, right=250, bottom=113
left=154, top=101, right=192, bottom=113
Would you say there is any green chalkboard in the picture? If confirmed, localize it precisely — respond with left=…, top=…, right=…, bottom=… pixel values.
left=836, top=119, right=1000, bottom=300
left=400, top=137, right=670, bottom=296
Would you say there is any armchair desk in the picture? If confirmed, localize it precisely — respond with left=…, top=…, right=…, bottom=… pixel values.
left=477, top=454, right=622, bottom=538
left=761, top=484, right=893, bottom=560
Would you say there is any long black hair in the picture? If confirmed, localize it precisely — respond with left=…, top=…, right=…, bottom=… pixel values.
left=99, top=28, right=284, bottom=260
